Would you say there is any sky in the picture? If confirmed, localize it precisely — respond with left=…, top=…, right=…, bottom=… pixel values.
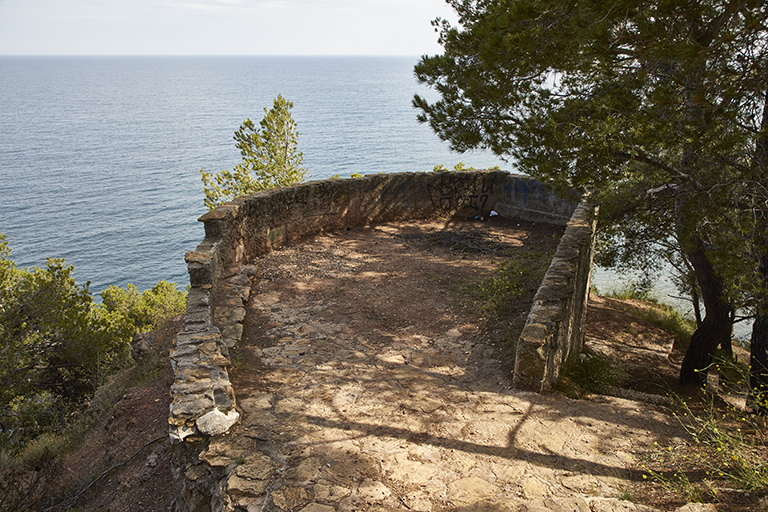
left=0, top=0, right=457, bottom=56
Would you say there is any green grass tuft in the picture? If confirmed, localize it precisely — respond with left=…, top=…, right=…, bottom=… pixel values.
left=556, top=351, right=618, bottom=397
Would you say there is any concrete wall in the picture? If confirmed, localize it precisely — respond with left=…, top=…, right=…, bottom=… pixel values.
left=170, top=170, right=595, bottom=511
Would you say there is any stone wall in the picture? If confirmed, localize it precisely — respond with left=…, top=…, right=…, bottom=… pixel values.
left=170, top=170, right=594, bottom=511
left=512, top=202, right=598, bottom=392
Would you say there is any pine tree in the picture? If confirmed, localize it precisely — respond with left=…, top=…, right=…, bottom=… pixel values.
left=201, top=94, right=308, bottom=209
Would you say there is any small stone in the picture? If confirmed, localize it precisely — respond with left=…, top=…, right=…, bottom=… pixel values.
left=170, top=378, right=215, bottom=396
left=200, top=437, right=235, bottom=466
left=298, top=504, right=335, bottom=512
left=228, top=475, right=269, bottom=496
left=184, top=464, right=209, bottom=481
left=169, top=423, right=198, bottom=443
left=232, top=307, right=247, bottom=322
left=169, top=396, right=215, bottom=419
left=196, top=408, right=239, bottom=436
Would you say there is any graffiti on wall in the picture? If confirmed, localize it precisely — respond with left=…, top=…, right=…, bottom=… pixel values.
left=426, top=175, right=496, bottom=215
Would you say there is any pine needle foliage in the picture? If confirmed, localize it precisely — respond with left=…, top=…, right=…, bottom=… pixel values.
left=201, top=95, right=308, bottom=209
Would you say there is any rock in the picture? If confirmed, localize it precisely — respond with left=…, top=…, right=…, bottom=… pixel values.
left=235, top=454, right=277, bottom=480
left=447, top=477, right=501, bottom=507
left=522, top=498, right=591, bottom=512
left=200, top=437, right=236, bottom=466
left=674, top=504, right=718, bottom=512
left=587, top=498, right=661, bottom=512
left=131, top=332, right=153, bottom=364
left=298, top=504, right=335, bottom=512
left=227, top=475, right=269, bottom=496
left=196, top=408, right=239, bottom=436
left=272, top=486, right=309, bottom=511
left=169, top=423, right=198, bottom=443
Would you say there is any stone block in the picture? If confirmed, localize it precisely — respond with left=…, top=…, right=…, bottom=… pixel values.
left=196, top=408, right=239, bottom=436
left=170, top=396, right=215, bottom=420
left=169, top=423, right=198, bottom=444
left=186, top=260, right=213, bottom=287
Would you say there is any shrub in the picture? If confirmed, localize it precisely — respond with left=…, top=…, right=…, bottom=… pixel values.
left=201, top=95, right=308, bottom=209
left=0, top=233, right=186, bottom=458
left=98, top=280, right=186, bottom=344
left=557, top=351, right=617, bottom=397
left=17, top=433, right=69, bottom=470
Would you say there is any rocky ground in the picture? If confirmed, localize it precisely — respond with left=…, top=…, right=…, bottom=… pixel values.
left=49, top=218, right=766, bottom=512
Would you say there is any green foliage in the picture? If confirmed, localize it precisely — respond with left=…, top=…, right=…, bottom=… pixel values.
left=432, top=163, right=480, bottom=172
left=201, top=95, right=308, bottom=209
left=468, top=251, right=551, bottom=322
left=557, top=352, right=618, bottom=398
left=464, top=249, right=553, bottom=352
left=641, top=396, right=768, bottom=499
left=329, top=173, right=362, bottom=180
left=641, top=305, right=696, bottom=347
left=603, top=287, right=696, bottom=346
left=98, top=280, right=186, bottom=344
left=415, top=0, right=768, bottom=388
left=17, top=432, right=69, bottom=469
left=0, top=233, right=186, bottom=457
left=0, top=241, right=120, bottom=415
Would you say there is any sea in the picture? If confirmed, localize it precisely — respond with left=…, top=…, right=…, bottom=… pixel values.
left=0, top=56, right=508, bottom=294
left=3, top=56, right=746, bottom=339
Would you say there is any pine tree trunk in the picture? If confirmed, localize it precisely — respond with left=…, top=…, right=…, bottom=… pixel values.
left=750, top=84, right=768, bottom=415
left=679, top=243, right=732, bottom=385
left=751, top=304, right=768, bottom=416
left=675, top=66, right=734, bottom=385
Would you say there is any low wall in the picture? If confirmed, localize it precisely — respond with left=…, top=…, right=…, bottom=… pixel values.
left=170, top=170, right=594, bottom=511
left=512, top=202, right=598, bottom=392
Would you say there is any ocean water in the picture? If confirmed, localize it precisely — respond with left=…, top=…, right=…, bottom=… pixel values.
left=0, top=56, right=507, bottom=293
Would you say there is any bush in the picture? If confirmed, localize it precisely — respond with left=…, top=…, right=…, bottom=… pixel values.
left=17, top=433, right=69, bottom=470
left=0, top=233, right=186, bottom=458
left=557, top=351, right=617, bottom=397
left=98, top=280, right=186, bottom=344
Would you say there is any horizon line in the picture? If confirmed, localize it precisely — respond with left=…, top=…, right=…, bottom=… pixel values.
left=0, top=53, right=430, bottom=58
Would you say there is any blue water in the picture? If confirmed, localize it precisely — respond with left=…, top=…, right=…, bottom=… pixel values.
left=0, top=56, right=506, bottom=293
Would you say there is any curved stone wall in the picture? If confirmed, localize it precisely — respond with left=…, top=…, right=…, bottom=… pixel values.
left=170, top=170, right=595, bottom=511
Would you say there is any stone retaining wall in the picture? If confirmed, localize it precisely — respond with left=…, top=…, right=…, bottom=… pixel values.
left=170, top=170, right=595, bottom=511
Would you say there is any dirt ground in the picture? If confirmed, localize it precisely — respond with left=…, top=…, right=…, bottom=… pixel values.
left=51, top=218, right=766, bottom=512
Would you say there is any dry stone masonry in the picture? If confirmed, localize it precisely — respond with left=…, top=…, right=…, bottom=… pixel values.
left=170, top=170, right=596, bottom=511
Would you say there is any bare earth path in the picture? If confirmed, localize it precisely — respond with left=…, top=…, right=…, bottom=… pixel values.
left=217, top=219, right=687, bottom=512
